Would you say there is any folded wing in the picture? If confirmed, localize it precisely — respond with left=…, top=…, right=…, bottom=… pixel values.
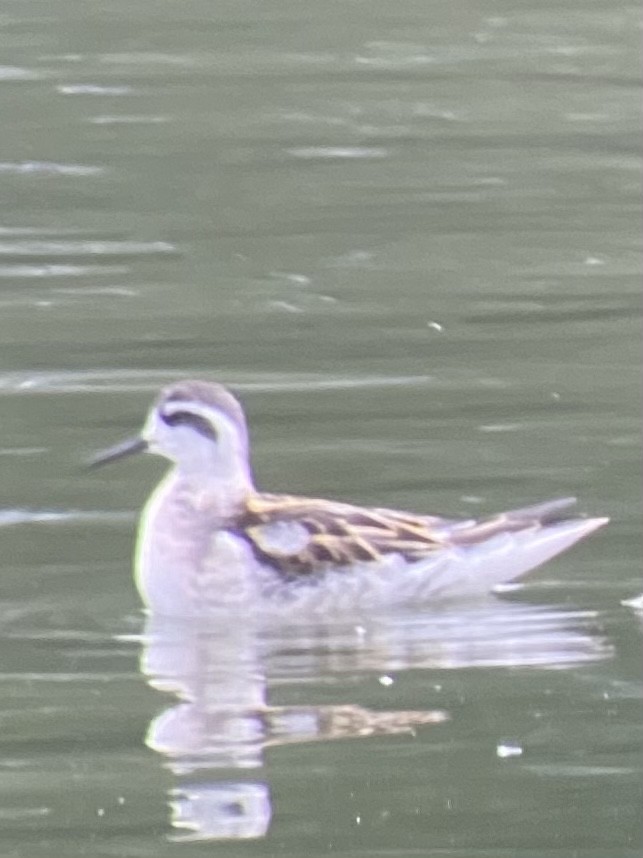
left=235, top=494, right=599, bottom=581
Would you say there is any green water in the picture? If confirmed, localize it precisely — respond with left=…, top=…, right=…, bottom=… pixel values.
left=0, top=0, right=640, bottom=855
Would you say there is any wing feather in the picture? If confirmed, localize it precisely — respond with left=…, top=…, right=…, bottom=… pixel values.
left=233, top=493, right=584, bottom=580
left=236, top=493, right=447, bottom=577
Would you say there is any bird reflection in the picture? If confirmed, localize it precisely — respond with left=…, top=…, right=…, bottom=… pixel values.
left=138, top=599, right=611, bottom=842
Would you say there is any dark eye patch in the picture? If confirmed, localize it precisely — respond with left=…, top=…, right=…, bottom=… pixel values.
left=160, top=410, right=218, bottom=442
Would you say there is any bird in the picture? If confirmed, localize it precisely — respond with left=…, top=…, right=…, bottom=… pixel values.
left=90, top=380, right=608, bottom=617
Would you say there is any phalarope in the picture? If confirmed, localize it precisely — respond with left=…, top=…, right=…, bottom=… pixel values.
left=91, top=380, right=608, bottom=617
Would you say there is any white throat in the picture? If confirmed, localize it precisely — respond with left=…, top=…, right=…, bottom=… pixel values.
left=174, top=444, right=254, bottom=497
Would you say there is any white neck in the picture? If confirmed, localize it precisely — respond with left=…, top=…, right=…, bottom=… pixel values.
left=171, top=442, right=255, bottom=512
left=144, top=404, right=256, bottom=512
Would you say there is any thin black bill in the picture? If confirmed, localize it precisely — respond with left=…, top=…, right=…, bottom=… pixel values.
left=88, top=436, right=148, bottom=468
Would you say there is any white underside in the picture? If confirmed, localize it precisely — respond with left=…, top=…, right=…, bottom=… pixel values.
left=254, top=517, right=606, bottom=617
left=135, top=514, right=607, bottom=619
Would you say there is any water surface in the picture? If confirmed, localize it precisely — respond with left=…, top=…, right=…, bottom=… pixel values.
left=0, top=0, right=640, bottom=855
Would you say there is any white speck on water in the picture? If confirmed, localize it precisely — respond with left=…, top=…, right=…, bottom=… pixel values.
left=497, top=742, right=523, bottom=759
left=378, top=675, right=394, bottom=687
left=97, top=808, right=105, bottom=817
left=584, top=255, right=605, bottom=266
left=427, top=321, right=444, bottom=332
left=551, top=391, right=561, bottom=400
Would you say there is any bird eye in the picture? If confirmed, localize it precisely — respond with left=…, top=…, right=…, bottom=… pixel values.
left=160, top=410, right=218, bottom=441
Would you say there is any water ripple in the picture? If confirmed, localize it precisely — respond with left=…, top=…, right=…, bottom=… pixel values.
left=89, top=115, right=170, bottom=125
left=0, top=240, right=177, bottom=257
left=0, top=509, right=133, bottom=528
left=0, top=161, right=104, bottom=176
left=56, top=84, right=134, bottom=95
left=288, top=146, right=388, bottom=160
left=0, top=264, right=129, bottom=278
left=0, top=370, right=435, bottom=396
left=0, top=66, right=43, bottom=81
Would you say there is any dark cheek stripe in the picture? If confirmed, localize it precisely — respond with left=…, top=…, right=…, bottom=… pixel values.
left=161, top=411, right=218, bottom=442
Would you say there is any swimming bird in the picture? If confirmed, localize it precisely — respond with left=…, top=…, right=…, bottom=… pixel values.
left=91, top=380, right=608, bottom=617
